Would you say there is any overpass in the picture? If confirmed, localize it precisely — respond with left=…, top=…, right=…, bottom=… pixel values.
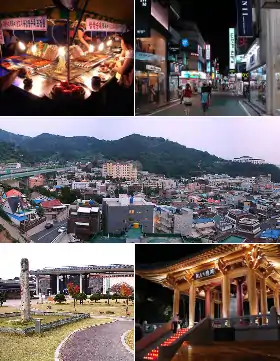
left=30, top=264, right=134, bottom=295
left=0, top=167, right=71, bottom=181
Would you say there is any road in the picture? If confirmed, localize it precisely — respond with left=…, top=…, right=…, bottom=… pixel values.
left=148, top=92, right=259, bottom=116
left=31, top=220, right=67, bottom=243
left=59, top=320, right=134, bottom=361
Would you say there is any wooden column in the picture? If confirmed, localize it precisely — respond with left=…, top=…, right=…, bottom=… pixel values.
left=274, top=288, right=280, bottom=315
left=222, top=274, right=230, bottom=318
left=173, top=288, right=180, bottom=316
left=247, top=268, right=258, bottom=315
left=260, top=277, right=268, bottom=324
left=189, top=281, right=196, bottom=328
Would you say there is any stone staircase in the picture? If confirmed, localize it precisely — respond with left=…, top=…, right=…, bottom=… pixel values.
left=143, top=328, right=189, bottom=360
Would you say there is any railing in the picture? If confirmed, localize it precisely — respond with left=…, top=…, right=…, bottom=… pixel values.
left=212, top=314, right=280, bottom=328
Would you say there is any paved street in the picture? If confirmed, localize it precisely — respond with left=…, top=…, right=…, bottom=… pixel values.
left=31, top=220, right=67, bottom=243
left=147, top=92, right=258, bottom=116
left=60, top=320, right=133, bottom=361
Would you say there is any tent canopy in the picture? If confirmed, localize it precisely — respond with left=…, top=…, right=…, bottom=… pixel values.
left=0, top=0, right=133, bottom=23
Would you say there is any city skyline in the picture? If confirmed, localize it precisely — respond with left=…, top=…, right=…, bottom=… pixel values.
left=0, top=117, right=279, bottom=164
left=0, top=244, right=135, bottom=279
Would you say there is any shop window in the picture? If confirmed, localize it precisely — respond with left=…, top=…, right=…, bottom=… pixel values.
left=129, top=210, right=135, bottom=214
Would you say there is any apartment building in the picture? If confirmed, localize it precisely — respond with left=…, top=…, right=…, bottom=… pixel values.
left=154, top=206, right=193, bottom=236
left=72, top=181, right=90, bottom=190
left=28, top=175, right=45, bottom=188
left=102, top=195, right=154, bottom=235
left=102, top=162, right=137, bottom=180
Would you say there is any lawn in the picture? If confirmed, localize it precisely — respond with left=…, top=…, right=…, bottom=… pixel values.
left=0, top=306, right=19, bottom=313
left=0, top=315, right=68, bottom=329
left=0, top=317, right=111, bottom=361
left=32, top=299, right=134, bottom=317
left=125, top=329, right=134, bottom=351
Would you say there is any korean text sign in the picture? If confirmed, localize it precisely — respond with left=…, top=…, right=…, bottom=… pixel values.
left=1, top=16, right=47, bottom=31
left=86, top=19, right=126, bottom=32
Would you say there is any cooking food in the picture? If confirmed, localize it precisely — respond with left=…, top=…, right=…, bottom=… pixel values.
left=22, top=57, right=50, bottom=68
left=37, top=64, right=86, bottom=82
left=99, top=66, right=109, bottom=73
left=51, top=82, right=85, bottom=101
left=69, top=45, right=84, bottom=60
left=42, top=45, right=59, bottom=62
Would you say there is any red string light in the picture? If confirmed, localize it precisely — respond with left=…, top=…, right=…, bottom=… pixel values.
left=143, top=328, right=189, bottom=360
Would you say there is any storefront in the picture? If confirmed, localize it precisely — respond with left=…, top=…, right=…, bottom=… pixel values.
left=245, top=39, right=266, bottom=111
left=179, top=70, right=207, bottom=91
left=168, top=62, right=182, bottom=100
left=135, top=28, right=167, bottom=110
left=250, top=65, right=266, bottom=107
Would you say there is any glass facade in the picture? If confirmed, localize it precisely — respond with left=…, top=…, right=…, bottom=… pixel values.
left=135, top=29, right=167, bottom=111
left=250, top=65, right=266, bottom=109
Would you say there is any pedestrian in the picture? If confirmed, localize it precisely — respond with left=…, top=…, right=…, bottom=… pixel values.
left=207, top=82, right=212, bottom=107
left=182, top=83, right=192, bottom=116
left=171, top=313, right=179, bottom=334
left=201, top=83, right=209, bottom=115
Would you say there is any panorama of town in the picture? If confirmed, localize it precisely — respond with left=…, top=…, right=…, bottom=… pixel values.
left=0, top=155, right=280, bottom=244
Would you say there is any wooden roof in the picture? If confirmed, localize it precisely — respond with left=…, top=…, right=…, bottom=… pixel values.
left=136, top=244, right=280, bottom=292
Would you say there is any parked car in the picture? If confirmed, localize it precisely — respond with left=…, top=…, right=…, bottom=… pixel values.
left=45, top=222, right=53, bottom=229
left=58, top=226, right=67, bottom=233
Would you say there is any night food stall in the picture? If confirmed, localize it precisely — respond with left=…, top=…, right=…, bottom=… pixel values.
left=0, top=0, right=134, bottom=115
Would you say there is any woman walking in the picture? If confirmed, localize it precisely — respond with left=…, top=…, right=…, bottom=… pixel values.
left=182, top=83, right=192, bottom=116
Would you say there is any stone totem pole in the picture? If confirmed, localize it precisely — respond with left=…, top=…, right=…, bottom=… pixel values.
left=20, top=258, right=31, bottom=322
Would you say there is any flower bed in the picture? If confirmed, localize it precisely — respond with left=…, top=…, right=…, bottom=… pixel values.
left=0, top=311, right=90, bottom=335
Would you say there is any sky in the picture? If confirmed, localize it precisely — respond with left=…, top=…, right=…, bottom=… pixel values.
left=0, top=117, right=279, bottom=164
left=135, top=244, right=209, bottom=265
left=0, top=244, right=135, bottom=279
left=181, top=0, right=237, bottom=73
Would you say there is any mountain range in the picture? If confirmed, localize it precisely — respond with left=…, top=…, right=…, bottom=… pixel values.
left=0, top=129, right=280, bottom=181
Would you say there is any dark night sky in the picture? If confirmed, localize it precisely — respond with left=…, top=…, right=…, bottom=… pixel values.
left=135, top=244, right=212, bottom=265
left=181, top=0, right=237, bottom=73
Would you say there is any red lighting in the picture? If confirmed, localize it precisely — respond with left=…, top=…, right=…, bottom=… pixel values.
left=143, top=328, right=189, bottom=360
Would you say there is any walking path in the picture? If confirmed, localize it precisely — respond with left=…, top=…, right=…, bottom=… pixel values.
left=59, top=320, right=134, bottom=361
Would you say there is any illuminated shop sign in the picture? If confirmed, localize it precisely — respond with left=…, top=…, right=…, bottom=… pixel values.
left=135, top=0, right=151, bottom=38
left=242, top=72, right=249, bottom=81
left=191, top=53, right=199, bottom=56
left=194, top=268, right=216, bottom=280
left=205, top=44, right=211, bottom=60
left=135, top=52, right=165, bottom=62
left=237, top=0, right=253, bottom=37
left=236, top=54, right=246, bottom=63
left=181, top=71, right=206, bottom=79
left=146, top=64, right=161, bottom=72
left=168, top=44, right=180, bottom=54
left=197, top=45, right=203, bottom=57
left=229, top=28, right=236, bottom=70
left=181, top=39, right=189, bottom=47
left=206, top=60, right=211, bottom=73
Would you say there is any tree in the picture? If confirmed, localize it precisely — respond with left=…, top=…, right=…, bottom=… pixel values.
left=0, top=292, right=6, bottom=306
left=110, top=283, right=134, bottom=305
left=67, top=283, right=80, bottom=311
left=54, top=293, right=66, bottom=303
left=90, top=294, right=100, bottom=303
left=120, top=283, right=133, bottom=305
left=106, top=288, right=111, bottom=305
left=77, top=292, right=87, bottom=305
left=36, top=206, right=45, bottom=218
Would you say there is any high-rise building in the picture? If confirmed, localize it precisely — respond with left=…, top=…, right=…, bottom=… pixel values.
left=102, top=162, right=137, bottom=180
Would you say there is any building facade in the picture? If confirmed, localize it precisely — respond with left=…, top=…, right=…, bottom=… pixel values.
left=136, top=244, right=280, bottom=328
left=102, top=162, right=137, bottom=180
left=102, top=195, right=154, bottom=234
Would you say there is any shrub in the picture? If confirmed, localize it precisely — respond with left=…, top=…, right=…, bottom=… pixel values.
left=54, top=293, right=66, bottom=303
left=90, top=294, right=100, bottom=303
left=77, top=292, right=87, bottom=304
left=0, top=292, right=7, bottom=306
